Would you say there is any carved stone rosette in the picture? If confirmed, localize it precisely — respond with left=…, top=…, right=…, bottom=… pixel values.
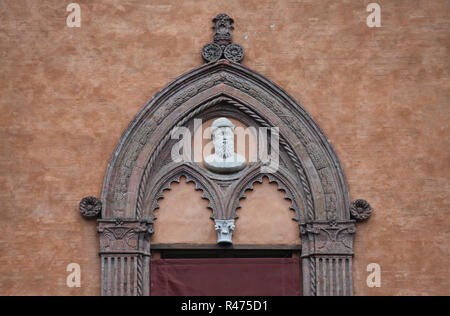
left=350, top=199, right=372, bottom=222
left=300, top=221, right=356, bottom=296
left=97, top=219, right=154, bottom=296
left=79, top=196, right=102, bottom=218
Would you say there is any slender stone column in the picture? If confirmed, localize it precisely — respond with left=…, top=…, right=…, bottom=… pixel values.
left=97, top=219, right=153, bottom=296
left=300, top=221, right=356, bottom=296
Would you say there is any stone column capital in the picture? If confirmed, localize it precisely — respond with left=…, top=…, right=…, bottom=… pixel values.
left=300, top=221, right=356, bottom=257
left=97, top=219, right=154, bottom=256
left=214, top=219, right=235, bottom=244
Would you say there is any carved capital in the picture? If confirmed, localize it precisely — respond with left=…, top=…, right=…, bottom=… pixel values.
left=79, top=196, right=102, bottom=219
left=300, top=221, right=356, bottom=257
left=350, top=199, right=372, bottom=222
left=214, top=219, right=235, bottom=244
left=97, top=219, right=154, bottom=255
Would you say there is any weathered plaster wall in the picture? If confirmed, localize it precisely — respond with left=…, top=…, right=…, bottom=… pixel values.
left=0, top=0, right=448, bottom=295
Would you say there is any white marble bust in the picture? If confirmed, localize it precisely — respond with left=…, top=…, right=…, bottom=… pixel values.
left=204, top=118, right=247, bottom=173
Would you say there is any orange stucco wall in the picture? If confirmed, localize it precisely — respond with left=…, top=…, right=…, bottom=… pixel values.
left=0, top=0, right=448, bottom=296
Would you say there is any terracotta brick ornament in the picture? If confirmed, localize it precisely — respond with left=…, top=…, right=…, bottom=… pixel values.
left=80, top=14, right=372, bottom=296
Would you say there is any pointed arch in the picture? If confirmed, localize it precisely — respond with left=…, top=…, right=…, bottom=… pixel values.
left=101, top=60, right=350, bottom=223
left=96, top=59, right=355, bottom=298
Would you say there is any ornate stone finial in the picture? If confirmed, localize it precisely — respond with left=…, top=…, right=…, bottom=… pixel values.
left=350, top=199, right=372, bottom=222
left=214, top=219, right=235, bottom=244
left=202, top=14, right=245, bottom=63
left=79, top=196, right=102, bottom=219
left=213, top=13, right=234, bottom=47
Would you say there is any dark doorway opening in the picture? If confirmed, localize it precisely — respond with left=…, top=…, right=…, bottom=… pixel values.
left=150, top=250, right=302, bottom=296
left=160, top=249, right=294, bottom=259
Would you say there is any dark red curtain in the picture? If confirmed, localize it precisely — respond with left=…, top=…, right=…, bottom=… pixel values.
left=151, top=257, right=301, bottom=296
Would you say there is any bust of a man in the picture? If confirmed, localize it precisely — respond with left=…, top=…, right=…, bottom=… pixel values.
left=204, top=118, right=247, bottom=173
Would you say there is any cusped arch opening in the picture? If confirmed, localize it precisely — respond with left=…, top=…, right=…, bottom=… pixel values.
left=151, top=176, right=217, bottom=245
left=233, top=176, right=301, bottom=245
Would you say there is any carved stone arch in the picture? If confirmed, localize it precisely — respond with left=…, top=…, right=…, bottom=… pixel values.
left=100, top=63, right=348, bottom=223
left=87, top=14, right=373, bottom=296
left=95, top=62, right=355, bottom=296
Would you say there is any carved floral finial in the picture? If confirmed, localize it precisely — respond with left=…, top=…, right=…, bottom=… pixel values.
left=350, top=199, right=372, bottom=222
left=79, top=196, right=102, bottom=219
left=202, top=14, right=244, bottom=63
left=212, top=13, right=234, bottom=47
